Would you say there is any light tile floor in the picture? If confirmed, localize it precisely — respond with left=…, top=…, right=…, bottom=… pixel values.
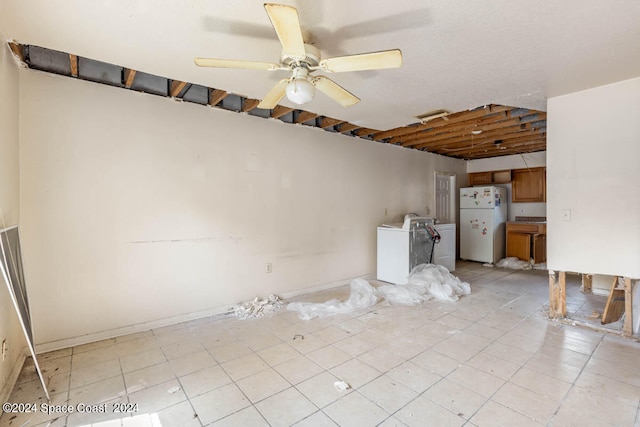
left=2, top=261, right=640, bottom=426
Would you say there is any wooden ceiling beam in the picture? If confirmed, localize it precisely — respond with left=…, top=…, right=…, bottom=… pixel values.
left=407, top=123, right=529, bottom=149
left=271, top=105, right=294, bottom=119
left=410, top=123, right=541, bottom=150
left=443, top=136, right=546, bottom=156
left=372, top=105, right=510, bottom=141
left=209, top=89, right=228, bottom=106
left=455, top=141, right=547, bottom=159
left=393, top=108, right=545, bottom=145
left=170, top=80, right=188, bottom=98
left=355, top=128, right=378, bottom=137
left=319, top=117, right=344, bottom=128
left=391, top=111, right=510, bottom=144
left=432, top=134, right=546, bottom=157
left=399, top=116, right=525, bottom=147
left=338, top=123, right=360, bottom=133
left=295, top=111, right=319, bottom=124
left=123, top=69, right=137, bottom=88
left=242, top=98, right=261, bottom=112
left=69, top=54, right=78, bottom=77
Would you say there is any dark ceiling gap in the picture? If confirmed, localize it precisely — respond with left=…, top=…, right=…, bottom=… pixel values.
left=7, top=42, right=546, bottom=160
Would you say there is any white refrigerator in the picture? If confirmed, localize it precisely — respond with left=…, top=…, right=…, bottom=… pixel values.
left=460, top=186, right=507, bottom=263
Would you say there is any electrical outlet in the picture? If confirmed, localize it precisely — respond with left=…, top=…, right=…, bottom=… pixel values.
left=265, top=263, right=272, bottom=273
left=2, top=340, right=6, bottom=361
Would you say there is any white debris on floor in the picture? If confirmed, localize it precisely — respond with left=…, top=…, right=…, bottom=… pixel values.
left=496, top=257, right=533, bottom=269
left=233, top=294, right=284, bottom=319
left=496, top=257, right=547, bottom=270
left=287, top=264, right=471, bottom=320
left=334, top=381, right=351, bottom=391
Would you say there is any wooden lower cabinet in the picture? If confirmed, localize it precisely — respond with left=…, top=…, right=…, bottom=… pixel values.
left=508, top=232, right=531, bottom=262
left=506, top=223, right=546, bottom=263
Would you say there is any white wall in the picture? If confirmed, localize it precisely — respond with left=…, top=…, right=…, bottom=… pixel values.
left=466, top=152, right=547, bottom=221
left=0, top=39, right=28, bottom=403
left=19, top=70, right=466, bottom=348
left=547, top=77, right=640, bottom=278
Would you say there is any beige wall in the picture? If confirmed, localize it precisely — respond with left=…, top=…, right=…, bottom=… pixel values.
left=0, top=39, right=28, bottom=402
left=466, top=152, right=547, bottom=221
left=547, top=77, right=640, bottom=278
left=19, top=70, right=466, bottom=348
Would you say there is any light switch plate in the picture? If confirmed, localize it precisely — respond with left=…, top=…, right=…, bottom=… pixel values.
left=561, top=209, right=571, bottom=221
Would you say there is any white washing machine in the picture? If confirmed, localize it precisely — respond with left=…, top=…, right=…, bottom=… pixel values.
left=376, top=216, right=436, bottom=284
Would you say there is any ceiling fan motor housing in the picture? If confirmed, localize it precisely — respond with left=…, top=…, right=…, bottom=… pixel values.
left=281, top=44, right=320, bottom=70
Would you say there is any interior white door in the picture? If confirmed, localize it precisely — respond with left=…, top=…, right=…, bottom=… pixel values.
left=460, top=208, right=494, bottom=263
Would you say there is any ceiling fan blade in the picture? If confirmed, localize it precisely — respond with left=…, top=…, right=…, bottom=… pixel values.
left=311, top=76, right=360, bottom=107
left=264, top=3, right=306, bottom=59
left=319, top=49, right=403, bottom=73
left=257, top=79, right=289, bottom=109
left=194, top=58, right=280, bottom=70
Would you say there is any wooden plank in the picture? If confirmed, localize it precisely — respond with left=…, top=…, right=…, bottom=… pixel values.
left=318, top=117, right=344, bottom=128
left=170, top=80, right=188, bottom=98
left=271, top=105, right=294, bottom=118
left=355, top=128, right=378, bottom=137
left=69, top=54, right=78, bottom=77
left=295, top=111, right=319, bottom=124
left=602, top=276, right=625, bottom=324
left=8, top=42, right=24, bottom=62
left=242, top=98, right=261, bottom=112
left=582, top=274, right=593, bottom=293
left=623, top=277, right=633, bottom=336
left=338, top=123, right=360, bottom=133
left=209, top=89, right=228, bottom=106
left=548, top=270, right=567, bottom=319
left=123, top=69, right=137, bottom=88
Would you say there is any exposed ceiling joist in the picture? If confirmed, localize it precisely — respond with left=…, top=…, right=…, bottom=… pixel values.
left=123, top=69, right=137, bottom=88
left=209, top=89, right=228, bottom=106
left=271, top=106, right=294, bottom=119
left=170, top=80, right=188, bottom=98
left=69, top=54, right=78, bottom=77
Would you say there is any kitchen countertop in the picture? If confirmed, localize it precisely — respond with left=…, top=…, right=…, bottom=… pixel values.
left=510, top=216, right=546, bottom=224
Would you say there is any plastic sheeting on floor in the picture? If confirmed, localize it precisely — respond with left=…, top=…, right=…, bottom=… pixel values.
left=287, top=278, right=378, bottom=320
left=378, top=264, right=471, bottom=304
left=287, top=264, right=471, bottom=319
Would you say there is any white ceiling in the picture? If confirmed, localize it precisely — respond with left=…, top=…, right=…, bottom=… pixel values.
left=2, top=0, right=640, bottom=130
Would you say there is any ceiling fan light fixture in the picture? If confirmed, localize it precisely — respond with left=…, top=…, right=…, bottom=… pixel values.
left=471, top=129, right=483, bottom=135
left=286, top=77, right=315, bottom=105
left=286, top=66, right=314, bottom=105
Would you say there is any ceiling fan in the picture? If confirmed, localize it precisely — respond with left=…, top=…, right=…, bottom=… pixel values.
left=194, top=3, right=403, bottom=109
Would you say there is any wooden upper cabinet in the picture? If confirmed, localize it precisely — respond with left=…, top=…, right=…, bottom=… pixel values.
left=512, top=167, right=546, bottom=202
left=468, top=171, right=492, bottom=185
left=468, top=170, right=511, bottom=186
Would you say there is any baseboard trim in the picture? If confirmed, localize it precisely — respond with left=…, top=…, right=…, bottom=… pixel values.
left=34, top=305, right=232, bottom=354
left=0, top=349, right=27, bottom=404
left=34, top=272, right=376, bottom=354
